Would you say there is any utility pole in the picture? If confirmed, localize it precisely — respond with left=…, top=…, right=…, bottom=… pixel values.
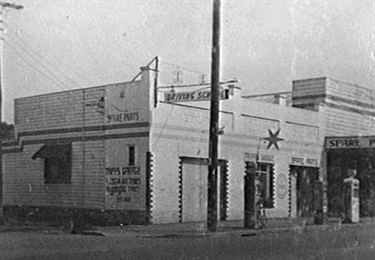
left=0, top=1, right=23, bottom=220
left=207, top=0, right=221, bottom=232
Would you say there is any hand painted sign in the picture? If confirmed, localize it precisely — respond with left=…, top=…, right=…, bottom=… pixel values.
left=164, top=89, right=229, bottom=102
left=326, top=136, right=375, bottom=149
left=105, top=166, right=142, bottom=209
left=290, top=157, right=319, bottom=167
left=107, top=112, right=139, bottom=123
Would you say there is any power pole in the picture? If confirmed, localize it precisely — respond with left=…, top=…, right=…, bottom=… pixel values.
left=0, top=1, right=23, bottom=220
left=207, top=0, right=221, bottom=232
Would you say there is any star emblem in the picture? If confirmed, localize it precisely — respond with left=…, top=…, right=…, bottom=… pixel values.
left=263, top=129, right=284, bottom=150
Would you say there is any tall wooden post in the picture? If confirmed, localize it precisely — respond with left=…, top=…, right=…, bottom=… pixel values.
left=207, top=0, right=221, bottom=232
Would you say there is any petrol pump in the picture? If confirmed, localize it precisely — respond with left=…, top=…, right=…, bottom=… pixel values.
left=244, top=161, right=261, bottom=229
left=343, top=169, right=360, bottom=223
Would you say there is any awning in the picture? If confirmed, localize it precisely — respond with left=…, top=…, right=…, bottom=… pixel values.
left=32, top=143, right=71, bottom=160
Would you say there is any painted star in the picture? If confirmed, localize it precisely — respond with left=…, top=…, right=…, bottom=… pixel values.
left=263, top=129, right=284, bottom=150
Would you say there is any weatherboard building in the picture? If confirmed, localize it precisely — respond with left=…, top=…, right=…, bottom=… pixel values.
left=3, top=66, right=373, bottom=225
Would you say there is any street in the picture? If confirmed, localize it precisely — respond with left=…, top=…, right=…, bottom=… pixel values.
left=2, top=223, right=375, bottom=260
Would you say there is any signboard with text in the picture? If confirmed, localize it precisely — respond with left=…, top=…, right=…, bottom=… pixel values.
left=105, top=81, right=146, bottom=125
left=326, top=136, right=375, bottom=149
left=290, top=156, right=319, bottom=167
left=164, top=89, right=229, bottom=102
left=105, top=166, right=142, bottom=210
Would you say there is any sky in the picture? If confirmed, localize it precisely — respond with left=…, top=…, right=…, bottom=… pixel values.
left=1, top=0, right=374, bottom=123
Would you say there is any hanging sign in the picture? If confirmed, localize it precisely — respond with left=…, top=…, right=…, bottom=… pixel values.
left=164, top=89, right=229, bottom=102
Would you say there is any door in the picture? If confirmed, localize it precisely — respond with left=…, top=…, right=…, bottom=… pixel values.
left=180, top=157, right=226, bottom=222
left=181, top=161, right=207, bottom=222
left=294, top=166, right=319, bottom=217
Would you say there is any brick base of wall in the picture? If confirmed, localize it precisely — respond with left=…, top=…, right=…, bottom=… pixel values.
left=3, top=205, right=149, bottom=227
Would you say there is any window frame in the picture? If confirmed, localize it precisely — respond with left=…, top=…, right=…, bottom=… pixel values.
left=257, top=162, right=275, bottom=208
left=128, top=145, right=136, bottom=166
left=32, top=143, right=72, bottom=184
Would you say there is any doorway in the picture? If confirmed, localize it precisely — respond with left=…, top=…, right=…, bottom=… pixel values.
left=327, top=149, right=375, bottom=217
left=291, top=166, right=319, bottom=217
left=180, top=157, right=227, bottom=223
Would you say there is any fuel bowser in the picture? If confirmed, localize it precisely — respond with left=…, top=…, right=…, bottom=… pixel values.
left=343, top=169, right=360, bottom=223
left=244, top=161, right=261, bottom=229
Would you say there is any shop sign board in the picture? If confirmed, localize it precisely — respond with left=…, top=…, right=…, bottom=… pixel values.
left=105, top=166, right=142, bottom=209
left=164, top=89, right=229, bottom=102
left=326, top=136, right=375, bottom=149
left=244, top=153, right=275, bottom=163
left=290, top=156, right=319, bottom=167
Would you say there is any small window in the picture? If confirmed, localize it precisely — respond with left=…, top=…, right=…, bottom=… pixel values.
left=257, top=163, right=274, bottom=208
left=45, top=156, right=71, bottom=184
left=128, top=146, right=135, bottom=166
left=32, top=143, right=72, bottom=184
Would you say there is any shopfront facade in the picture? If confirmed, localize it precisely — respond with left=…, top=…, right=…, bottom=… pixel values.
left=292, top=77, right=375, bottom=218
left=326, top=136, right=375, bottom=217
left=2, top=67, right=325, bottom=225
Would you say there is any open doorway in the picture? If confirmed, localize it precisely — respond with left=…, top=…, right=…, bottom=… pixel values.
left=290, top=166, right=319, bottom=217
left=327, top=149, right=375, bottom=217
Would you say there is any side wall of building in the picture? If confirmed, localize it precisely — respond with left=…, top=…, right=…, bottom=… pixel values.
left=3, top=67, right=155, bottom=225
left=293, top=77, right=375, bottom=136
left=324, top=79, right=375, bottom=136
left=4, top=87, right=106, bottom=210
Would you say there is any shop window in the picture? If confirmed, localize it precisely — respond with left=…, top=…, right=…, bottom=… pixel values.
left=257, top=163, right=274, bottom=208
left=128, top=145, right=136, bottom=166
left=32, top=143, right=72, bottom=184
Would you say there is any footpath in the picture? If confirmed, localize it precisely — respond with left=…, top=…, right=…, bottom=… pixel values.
left=2, top=216, right=375, bottom=238
left=93, top=217, right=375, bottom=238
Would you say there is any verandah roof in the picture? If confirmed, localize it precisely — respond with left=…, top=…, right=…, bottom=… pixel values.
left=32, top=143, right=71, bottom=160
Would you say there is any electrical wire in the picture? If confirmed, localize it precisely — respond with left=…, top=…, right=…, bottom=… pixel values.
left=1, top=37, right=70, bottom=92
left=4, top=24, right=81, bottom=88
left=160, top=60, right=207, bottom=77
left=4, top=22, right=93, bottom=87
left=3, top=32, right=78, bottom=91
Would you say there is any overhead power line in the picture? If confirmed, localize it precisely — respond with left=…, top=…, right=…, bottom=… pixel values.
left=4, top=24, right=81, bottom=89
left=1, top=38, right=71, bottom=91
left=4, top=22, right=93, bottom=88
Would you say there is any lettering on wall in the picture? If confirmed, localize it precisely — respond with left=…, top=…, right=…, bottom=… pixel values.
left=259, top=154, right=274, bottom=163
left=244, top=153, right=275, bottom=163
left=165, top=89, right=229, bottom=102
left=244, top=153, right=258, bottom=161
left=325, top=137, right=375, bottom=149
left=306, top=158, right=319, bottom=167
left=105, top=166, right=141, bottom=205
left=291, top=157, right=304, bottom=166
left=107, top=112, right=139, bottom=123
left=291, top=157, right=319, bottom=167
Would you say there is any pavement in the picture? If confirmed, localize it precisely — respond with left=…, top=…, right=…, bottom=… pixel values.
left=92, top=217, right=375, bottom=238
left=2, top=215, right=374, bottom=238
